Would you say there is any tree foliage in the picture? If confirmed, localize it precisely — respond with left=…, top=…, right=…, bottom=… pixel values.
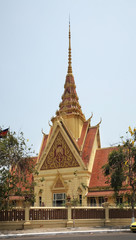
left=0, top=128, right=37, bottom=209
left=103, top=127, right=136, bottom=218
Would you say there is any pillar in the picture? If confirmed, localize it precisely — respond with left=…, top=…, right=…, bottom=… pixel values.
left=102, top=202, right=110, bottom=225
left=23, top=203, right=31, bottom=229
left=66, top=202, right=73, bottom=227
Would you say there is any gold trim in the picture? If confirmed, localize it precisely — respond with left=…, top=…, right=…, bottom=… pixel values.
left=40, top=131, right=80, bottom=170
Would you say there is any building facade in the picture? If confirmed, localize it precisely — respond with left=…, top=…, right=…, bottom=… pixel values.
left=33, top=24, right=122, bottom=207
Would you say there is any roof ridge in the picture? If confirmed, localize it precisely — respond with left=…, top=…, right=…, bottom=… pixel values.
left=60, top=118, right=81, bottom=153
left=80, top=120, right=90, bottom=151
left=96, top=146, right=117, bottom=151
left=89, top=126, right=98, bottom=129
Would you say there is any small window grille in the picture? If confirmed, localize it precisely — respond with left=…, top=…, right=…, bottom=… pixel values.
left=39, top=196, right=42, bottom=206
left=116, top=197, right=123, bottom=205
left=98, top=197, right=104, bottom=206
left=79, top=195, right=82, bottom=206
left=53, top=193, right=66, bottom=206
left=90, top=197, right=96, bottom=206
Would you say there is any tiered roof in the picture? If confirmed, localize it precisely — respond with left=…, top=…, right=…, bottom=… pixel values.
left=54, top=22, right=85, bottom=122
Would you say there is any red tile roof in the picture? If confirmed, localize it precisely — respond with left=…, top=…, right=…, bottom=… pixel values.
left=10, top=157, right=37, bottom=194
left=78, top=121, right=89, bottom=148
left=89, top=147, right=116, bottom=188
left=87, top=189, right=131, bottom=197
left=9, top=196, right=25, bottom=200
left=87, top=191, right=114, bottom=197
left=82, top=127, right=98, bottom=166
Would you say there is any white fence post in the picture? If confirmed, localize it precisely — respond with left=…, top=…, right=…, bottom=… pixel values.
left=23, top=203, right=31, bottom=229
left=66, top=203, right=73, bottom=227
left=102, top=202, right=110, bottom=225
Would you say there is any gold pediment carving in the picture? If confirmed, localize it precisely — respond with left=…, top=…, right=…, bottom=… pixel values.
left=54, top=177, right=64, bottom=189
left=51, top=173, right=67, bottom=193
left=41, top=131, right=79, bottom=170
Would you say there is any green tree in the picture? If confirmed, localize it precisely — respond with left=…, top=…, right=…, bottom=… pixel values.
left=103, top=127, right=136, bottom=222
left=0, top=128, right=37, bottom=209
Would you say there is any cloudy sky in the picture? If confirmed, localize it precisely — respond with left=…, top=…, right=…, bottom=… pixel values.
left=0, top=0, right=136, bottom=154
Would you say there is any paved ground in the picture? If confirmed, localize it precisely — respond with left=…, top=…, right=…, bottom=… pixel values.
left=0, top=226, right=131, bottom=239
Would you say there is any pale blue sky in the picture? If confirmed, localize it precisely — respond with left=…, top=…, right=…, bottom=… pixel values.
left=0, top=0, right=136, bottom=154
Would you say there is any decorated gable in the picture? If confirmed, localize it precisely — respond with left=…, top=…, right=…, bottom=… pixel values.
left=40, top=131, right=80, bottom=170
left=52, top=173, right=67, bottom=191
left=54, top=177, right=64, bottom=188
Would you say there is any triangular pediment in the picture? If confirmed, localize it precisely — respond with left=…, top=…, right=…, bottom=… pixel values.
left=54, top=177, right=64, bottom=188
left=51, top=173, right=67, bottom=192
left=40, top=131, right=80, bottom=170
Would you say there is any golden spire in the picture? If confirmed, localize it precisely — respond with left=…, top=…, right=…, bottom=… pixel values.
left=51, top=19, right=86, bottom=127
left=67, top=19, right=72, bottom=74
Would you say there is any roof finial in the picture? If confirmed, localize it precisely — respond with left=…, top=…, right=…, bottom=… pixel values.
left=67, top=17, right=72, bottom=74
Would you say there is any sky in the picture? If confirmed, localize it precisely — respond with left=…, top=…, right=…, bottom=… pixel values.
left=0, top=0, right=136, bottom=154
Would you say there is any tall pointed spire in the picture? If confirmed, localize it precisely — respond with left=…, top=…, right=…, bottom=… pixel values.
left=52, top=21, right=86, bottom=137
left=67, top=19, right=72, bottom=75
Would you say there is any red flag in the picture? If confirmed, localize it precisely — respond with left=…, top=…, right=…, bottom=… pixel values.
left=0, top=128, right=9, bottom=138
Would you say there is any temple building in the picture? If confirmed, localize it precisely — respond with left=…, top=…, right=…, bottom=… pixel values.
left=33, top=23, right=122, bottom=207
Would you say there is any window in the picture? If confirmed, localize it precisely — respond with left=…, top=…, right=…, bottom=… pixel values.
left=127, top=196, right=131, bottom=206
left=90, top=197, right=96, bottom=206
left=98, top=197, right=104, bottom=206
left=116, top=197, right=123, bottom=205
left=12, top=200, right=16, bottom=207
left=39, top=196, right=42, bottom=206
left=53, top=193, right=66, bottom=206
left=79, top=195, right=82, bottom=206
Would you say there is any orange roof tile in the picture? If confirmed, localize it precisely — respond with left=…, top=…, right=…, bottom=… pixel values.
left=87, top=191, right=114, bottom=197
left=87, top=189, right=131, bottom=197
left=78, top=121, right=89, bottom=148
left=89, top=147, right=116, bottom=188
left=10, top=157, right=37, bottom=194
left=82, top=127, right=98, bottom=166
left=9, top=196, right=25, bottom=200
